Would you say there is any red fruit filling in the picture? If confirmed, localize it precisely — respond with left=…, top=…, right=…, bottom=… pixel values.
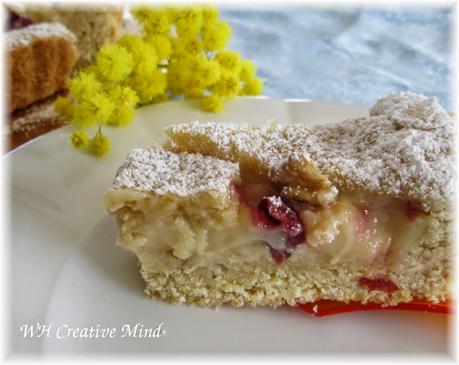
left=7, top=11, right=33, bottom=31
left=269, top=247, right=291, bottom=264
left=256, top=196, right=306, bottom=263
left=358, top=277, right=399, bottom=294
left=234, top=184, right=306, bottom=264
left=404, top=200, right=423, bottom=221
left=235, top=182, right=425, bottom=267
left=297, top=299, right=452, bottom=317
left=257, top=196, right=306, bottom=244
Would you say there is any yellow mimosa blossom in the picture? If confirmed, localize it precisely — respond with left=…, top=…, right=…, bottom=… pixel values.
left=132, top=45, right=158, bottom=75
left=176, top=8, right=203, bottom=39
left=146, top=34, right=172, bottom=60
left=240, top=59, right=257, bottom=80
left=68, top=72, right=102, bottom=100
left=167, top=59, right=192, bottom=94
left=118, top=34, right=144, bottom=51
left=202, top=21, right=231, bottom=51
left=166, top=68, right=183, bottom=94
left=129, top=70, right=167, bottom=104
left=108, top=105, right=136, bottom=127
left=132, top=7, right=170, bottom=34
left=201, top=94, right=223, bottom=112
left=211, top=69, right=240, bottom=98
left=150, top=94, right=170, bottom=104
left=186, top=54, right=206, bottom=73
left=242, top=76, right=263, bottom=95
left=176, top=18, right=201, bottom=40
left=177, top=54, right=212, bottom=92
left=184, top=87, right=204, bottom=98
left=202, top=6, right=219, bottom=22
left=110, top=86, right=139, bottom=107
left=130, top=6, right=152, bottom=25
left=54, top=96, right=74, bottom=118
left=216, top=50, right=242, bottom=74
left=96, top=44, right=134, bottom=82
left=182, top=7, right=203, bottom=22
left=89, top=134, right=110, bottom=157
left=164, top=6, right=181, bottom=22
left=120, top=35, right=158, bottom=69
left=200, top=59, right=221, bottom=87
left=176, top=38, right=204, bottom=56
left=72, top=92, right=114, bottom=128
left=71, top=130, right=89, bottom=148
left=146, top=13, right=170, bottom=35
left=106, top=86, right=138, bottom=126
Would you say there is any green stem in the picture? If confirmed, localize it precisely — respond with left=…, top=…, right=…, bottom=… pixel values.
left=96, top=125, right=102, bottom=139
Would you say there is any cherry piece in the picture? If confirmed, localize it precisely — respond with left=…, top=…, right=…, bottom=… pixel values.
left=257, top=196, right=305, bottom=245
left=256, top=196, right=306, bottom=263
left=269, top=247, right=291, bottom=264
left=7, top=12, right=33, bottom=31
left=404, top=200, right=423, bottom=221
left=358, top=277, right=399, bottom=294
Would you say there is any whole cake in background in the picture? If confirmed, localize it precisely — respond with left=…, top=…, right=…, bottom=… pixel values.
left=4, top=4, right=79, bottom=150
left=23, top=3, right=124, bottom=70
left=105, top=92, right=453, bottom=309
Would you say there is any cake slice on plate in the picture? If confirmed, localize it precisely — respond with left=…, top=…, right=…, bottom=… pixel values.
left=105, top=92, right=453, bottom=308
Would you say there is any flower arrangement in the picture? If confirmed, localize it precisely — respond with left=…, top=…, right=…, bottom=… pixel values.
left=55, top=5, right=263, bottom=156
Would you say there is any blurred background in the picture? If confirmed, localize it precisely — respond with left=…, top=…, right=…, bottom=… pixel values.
left=6, top=3, right=454, bottom=151
left=221, top=6, right=453, bottom=110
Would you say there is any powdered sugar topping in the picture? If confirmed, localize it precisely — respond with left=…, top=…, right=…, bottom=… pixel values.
left=6, top=23, right=76, bottom=49
left=112, top=148, right=239, bottom=197
left=166, top=92, right=454, bottom=213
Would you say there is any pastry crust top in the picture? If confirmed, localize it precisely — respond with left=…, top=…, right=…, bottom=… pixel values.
left=112, top=148, right=239, bottom=197
left=6, top=22, right=76, bottom=50
left=166, top=93, right=454, bottom=215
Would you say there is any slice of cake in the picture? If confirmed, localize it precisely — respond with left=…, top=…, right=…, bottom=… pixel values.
left=6, top=22, right=79, bottom=112
left=105, top=92, right=453, bottom=308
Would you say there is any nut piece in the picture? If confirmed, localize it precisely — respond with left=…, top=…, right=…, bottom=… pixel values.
left=273, top=155, right=338, bottom=205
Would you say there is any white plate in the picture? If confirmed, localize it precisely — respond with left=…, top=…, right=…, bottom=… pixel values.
left=8, top=97, right=449, bottom=355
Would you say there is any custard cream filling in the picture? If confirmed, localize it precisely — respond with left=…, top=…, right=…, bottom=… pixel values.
left=296, top=196, right=427, bottom=267
left=106, top=189, right=427, bottom=271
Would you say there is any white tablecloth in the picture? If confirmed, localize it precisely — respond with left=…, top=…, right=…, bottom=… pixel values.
left=222, top=6, right=452, bottom=110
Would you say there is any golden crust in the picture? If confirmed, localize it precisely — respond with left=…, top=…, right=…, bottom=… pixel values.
left=166, top=93, right=454, bottom=217
left=273, top=155, right=337, bottom=205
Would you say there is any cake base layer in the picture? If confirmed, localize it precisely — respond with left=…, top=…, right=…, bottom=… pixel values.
left=141, top=257, right=449, bottom=308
